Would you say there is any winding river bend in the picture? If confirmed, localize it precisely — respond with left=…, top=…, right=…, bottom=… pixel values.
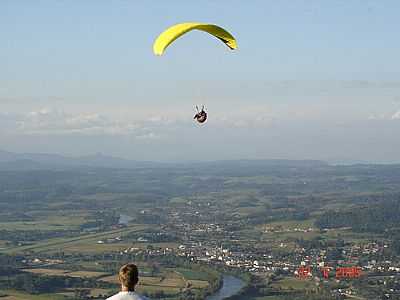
left=206, top=275, right=246, bottom=300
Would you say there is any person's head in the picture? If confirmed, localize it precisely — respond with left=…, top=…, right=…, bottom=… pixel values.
left=118, top=263, right=139, bottom=291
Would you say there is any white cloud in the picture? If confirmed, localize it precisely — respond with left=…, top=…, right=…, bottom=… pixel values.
left=0, top=109, right=149, bottom=137
left=368, top=110, right=400, bottom=121
left=391, top=110, right=400, bottom=120
left=368, top=113, right=387, bottom=120
left=0, top=108, right=199, bottom=142
left=135, top=132, right=160, bottom=140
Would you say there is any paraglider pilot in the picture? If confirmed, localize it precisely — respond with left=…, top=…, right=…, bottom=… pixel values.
left=194, top=105, right=207, bottom=124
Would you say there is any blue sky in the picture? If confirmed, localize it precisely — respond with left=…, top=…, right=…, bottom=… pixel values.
left=1, top=1, right=400, bottom=162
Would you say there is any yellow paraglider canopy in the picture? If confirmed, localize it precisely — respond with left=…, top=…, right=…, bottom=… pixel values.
left=153, top=22, right=237, bottom=56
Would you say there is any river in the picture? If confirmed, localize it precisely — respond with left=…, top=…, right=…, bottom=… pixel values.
left=206, top=275, right=246, bottom=300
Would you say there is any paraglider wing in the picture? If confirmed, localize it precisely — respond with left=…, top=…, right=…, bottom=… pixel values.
left=153, top=23, right=237, bottom=56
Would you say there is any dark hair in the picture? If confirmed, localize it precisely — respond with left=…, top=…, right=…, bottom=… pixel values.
left=119, top=263, right=139, bottom=290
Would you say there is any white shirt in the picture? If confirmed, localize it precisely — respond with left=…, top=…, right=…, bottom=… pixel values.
left=106, top=291, right=148, bottom=300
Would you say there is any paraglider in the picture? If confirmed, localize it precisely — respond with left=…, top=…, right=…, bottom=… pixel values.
left=153, top=22, right=237, bottom=124
left=153, top=22, right=237, bottom=56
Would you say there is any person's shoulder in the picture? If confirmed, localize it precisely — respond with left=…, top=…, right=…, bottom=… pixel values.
left=106, top=293, right=123, bottom=300
left=106, top=292, right=149, bottom=300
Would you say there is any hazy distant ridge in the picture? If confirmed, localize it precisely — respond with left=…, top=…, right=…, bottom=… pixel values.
left=0, top=150, right=155, bottom=170
left=0, top=149, right=328, bottom=170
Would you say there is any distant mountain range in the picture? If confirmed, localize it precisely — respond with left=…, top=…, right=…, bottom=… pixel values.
left=0, top=149, right=329, bottom=171
left=0, top=150, right=158, bottom=170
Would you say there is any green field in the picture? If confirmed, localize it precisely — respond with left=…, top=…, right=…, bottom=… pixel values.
left=23, top=268, right=108, bottom=278
left=0, top=290, right=68, bottom=300
left=1, top=224, right=148, bottom=254
left=0, top=214, right=88, bottom=231
left=174, top=268, right=211, bottom=281
left=271, top=277, right=316, bottom=291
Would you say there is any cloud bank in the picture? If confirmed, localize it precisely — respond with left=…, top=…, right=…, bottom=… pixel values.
left=0, top=105, right=399, bottom=163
